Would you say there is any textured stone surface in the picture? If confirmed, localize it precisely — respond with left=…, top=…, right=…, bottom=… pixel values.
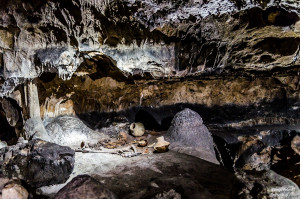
left=234, top=136, right=271, bottom=171
left=0, top=1, right=298, bottom=197
left=0, top=139, right=74, bottom=187
left=45, top=115, right=109, bottom=148
left=0, top=0, right=298, bottom=94
left=166, top=108, right=218, bottom=164
left=2, top=183, right=28, bottom=199
left=0, top=141, right=7, bottom=149
left=54, top=175, right=118, bottom=199
left=291, top=135, right=300, bottom=155
left=234, top=170, right=300, bottom=199
left=40, top=151, right=236, bottom=199
left=0, top=0, right=297, bottom=137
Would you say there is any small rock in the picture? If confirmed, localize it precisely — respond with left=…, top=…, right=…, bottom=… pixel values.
left=153, top=136, right=170, bottom=153
left=130, top=122, right=145, bottom=137
left=54, top=175, right=118, bottom=199
left=166, top=108, right=218, bottom=164
left=153, top=189, right=181, bottom=199
left=2, top=183, right=28, bottom=199
left=118, top=131, right=128, bottom=141
left=138, top=140, right=148, bottom=147
left=291, top=136, right=300, bottom=155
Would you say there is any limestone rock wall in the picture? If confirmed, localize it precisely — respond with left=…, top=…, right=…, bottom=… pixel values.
left=0, top=0, right=298, bottom=138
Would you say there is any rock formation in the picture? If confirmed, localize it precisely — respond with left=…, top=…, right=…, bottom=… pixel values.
left=0, top=139, right=75, bottom=187
left=0, top=0, right=298, bottom=198
left=166, top=108, right=219, bottom=164
left=1, top=183, right=28, bottom=199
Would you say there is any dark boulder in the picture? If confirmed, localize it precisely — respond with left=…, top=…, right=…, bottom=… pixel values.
left=233, top=170, right=300, bottom=199
left=166, top=108, right=219, bottom=164
left=54, top=175, right=118, bottom=199
left=234, top=136, right=271, bottom=171
left=0, top=139, right=74, bottom=187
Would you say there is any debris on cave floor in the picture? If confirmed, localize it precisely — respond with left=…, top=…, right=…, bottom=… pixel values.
left=75, top=130, right=170, bottom=158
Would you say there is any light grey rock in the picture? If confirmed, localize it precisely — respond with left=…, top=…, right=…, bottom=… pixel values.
left=45, top=116, right=109, bottom=148
left=166, top=108, right=219, bottom=164
left=23, top=118, right=52, bottom=142
left=0, top=141, right=7, bottom=149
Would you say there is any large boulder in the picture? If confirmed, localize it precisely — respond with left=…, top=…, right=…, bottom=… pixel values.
left=54, top=175, right=118, bottom=199
left=166, top=108, right=218, bottom=164
left=45, top=116, right=109, bottom=148
left=234, top=170, right=300, bottom=199
left=0, top=139, right=74, bottom=187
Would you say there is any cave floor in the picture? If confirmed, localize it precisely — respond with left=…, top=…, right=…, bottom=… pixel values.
left=38, top=151, right=236, bottom=199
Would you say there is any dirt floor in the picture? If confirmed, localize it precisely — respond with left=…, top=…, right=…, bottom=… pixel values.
left=38, top=150, right=237, bottom=199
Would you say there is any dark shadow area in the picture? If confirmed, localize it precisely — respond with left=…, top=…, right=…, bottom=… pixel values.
left=77, top=94, right=298, bottom=131
left=254, top=37, right=300, bottom=56
left=235, top=6, right=299, bottom=29
left=0, top=102, right=17, bottom=144
left=39, top=72, right=57, bottom=83
left=135, top=109, right=161, bottom=131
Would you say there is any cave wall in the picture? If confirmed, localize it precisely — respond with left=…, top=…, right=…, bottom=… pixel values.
left=0, top=0, right=298, bottom=135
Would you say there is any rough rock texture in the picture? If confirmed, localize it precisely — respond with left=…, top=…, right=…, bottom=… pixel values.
left=1, top=183, right=28, bottom=199
left=23, top=117, right=51, bottom=141
left=153, top=189, right=181, bottom=199
left=234, top=170, right=300, bottom=199
left=0, top=0, right=298, bottom=139
left=0, top=139, right=74, bottom=188
left=45, top=115, right=109, bottom=148
left=234, top=136, right=272, bottom=171
left=0, top=141, right=7, bottom=149
left=39, top=151, right=236, bottom=199
left=0, top=1, right=298, bottom=197
left=291, top=135, right=300, bottom=155
left=166, top=108, right=218, bottom=164
left=54, top=175, right=118, bottom=199
left=0, top=0, right=299, bottom=89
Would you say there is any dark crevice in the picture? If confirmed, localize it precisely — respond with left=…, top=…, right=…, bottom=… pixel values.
left=39, top=72, right=57, bottom=83
left=254, top=37, right=300, bottom=56
left=235, top=6, right=299, bottom=29
left=0, top=99, right=19, bottom=145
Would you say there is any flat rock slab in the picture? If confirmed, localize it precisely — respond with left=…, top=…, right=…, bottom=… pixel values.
left=40, top=151, right=236, bottom=199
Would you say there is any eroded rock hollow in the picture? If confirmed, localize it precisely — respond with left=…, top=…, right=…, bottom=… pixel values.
left=0, top=0, right=299, bottom=198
